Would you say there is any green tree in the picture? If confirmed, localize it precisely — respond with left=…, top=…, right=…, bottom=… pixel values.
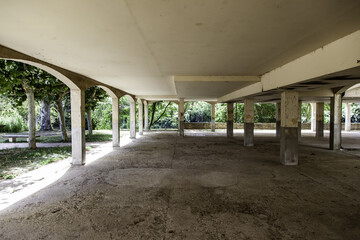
left=85, top=86, right=108, bottom=134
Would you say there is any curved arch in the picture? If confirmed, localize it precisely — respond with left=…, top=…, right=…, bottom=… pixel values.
left=98, top=86, right=117, bottom=99
left=1, top=58, right=80, bottom=90
left=124, top=94, right=136, bottom=103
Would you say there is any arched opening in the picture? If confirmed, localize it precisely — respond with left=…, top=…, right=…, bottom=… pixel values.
left=0, top=58, right=86, bottom=165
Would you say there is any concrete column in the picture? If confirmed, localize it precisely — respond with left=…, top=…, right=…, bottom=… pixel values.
left=227, top=103, right=233, bottom=137
left=316, top=102, right=324, bottom=137
left=71, top=89, right=86, bottom=165
left=345, top=103, right=351, bottom=131
left=244, top=99, right=254, bottom=146
left=330, top=94, right=342, bottom=150
left=280, top=91, right=299, bottom=165
left=276, top=102, right=281, bottom=138
left=211, top=103, right=216, bottom=132
left=179, top=98, right=184, bottom=137
left=112, top=97, right=120, bottom=148
left=144, top=100, right=149, bottom=132
left=138, top=99, right=143, bottom=135
left=311, top=103, right=316, bottom=132
left=130, top=99, right=136, bottom=139
left=298, top=100, right=302, bottom=140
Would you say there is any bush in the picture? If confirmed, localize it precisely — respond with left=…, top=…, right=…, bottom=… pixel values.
left=0, top=115, right=27, bottom=133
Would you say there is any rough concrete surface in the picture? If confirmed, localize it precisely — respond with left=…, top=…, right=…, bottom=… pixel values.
left=0, top=130, right=359, bottom=239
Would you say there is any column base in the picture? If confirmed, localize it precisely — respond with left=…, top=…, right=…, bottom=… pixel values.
left=227, top=121, right=233, bottom=137
left=244, top=122, right=254, bottom=146
left=315, top=120, right=324, bottom=138
left=71, top=127, right=86, bottom=165
left=276, top=121, right=280, bottom=138
left=179, top=121, right=184, bottom=137
left=211, top=120, right=215, bottom=132
left=330, top=123, right=341, bottom=150
left=280, top=127, right=298, bottom=165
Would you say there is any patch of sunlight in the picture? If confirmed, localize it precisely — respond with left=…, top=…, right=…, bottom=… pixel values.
left=0, top=133, right=138, bottom=211
left=0, top=156, right=71, bottom=211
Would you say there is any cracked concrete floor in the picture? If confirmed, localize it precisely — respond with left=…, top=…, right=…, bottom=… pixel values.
left=0, top=131, right=359, bottom=239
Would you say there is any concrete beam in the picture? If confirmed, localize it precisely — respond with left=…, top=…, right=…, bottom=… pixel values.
left=174, top=76, right=260, bottom=82
left=262, top=31, right=360, bottom=92
left=330, top=94, right=342, bottom=150
left=218, top=82, right=262, bottom=103
left=244, top=99, right=254, bottom=146
left=280, top=91, right=299, bottom=165
left=112, top=97, right=120, bottom=148
left=227, top=103, right=233, bottom=137
left=71, top=89, right=86, bottom=165
left=0, top=45, right=127, bottom=97
left=299, top=89, right=334, bottom=98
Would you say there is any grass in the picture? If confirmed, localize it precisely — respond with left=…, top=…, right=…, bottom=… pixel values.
left=0, top=131, right=114, bottom=143
left=0, top=130, right=128, bottom=179
left=0, top=146, right=72, bottom=180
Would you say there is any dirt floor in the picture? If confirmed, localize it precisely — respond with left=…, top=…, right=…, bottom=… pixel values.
left=0, top=130, right=359, bottom=239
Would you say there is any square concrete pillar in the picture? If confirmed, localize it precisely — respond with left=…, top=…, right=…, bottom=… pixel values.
left=179, top=98, right=185, bottom=137
left=276, top=102, right=281, bottom=138
left=211, top=102, right=216, bottom=132
left=71, top=89, right=86, bottom=165
left=130, top=99, right=136, bottom=139
left=298, top=100, right=302, bottom=140
left=345, top=102, right=351, bottom=131
left=316, top=102, right=324, bottom=137
left=244, top=99, right=254, bottom=146
left=144, top=100, right=149, bottom=132
left=280, top=91, right=299, bottom=165
left=138, top=99, right=143, bottom=135
left=112, top=97, right=120, bottom=148
left=310, top=103, right=316, bottom=132
left=330, top=94, right=342, bottom=150
left=227, top=103, right=233, bottom=137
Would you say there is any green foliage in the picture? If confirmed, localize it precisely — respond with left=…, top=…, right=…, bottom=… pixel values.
left=254, top=103, right=276, bottom=123
left=85, top=131, right=112, bottom=142
left=149, top=101, right=178, bottom=129
left=0, top=97, right=28, bottom=132
left=185, top=102, right=211, bottom=122
left=215, top=103, right=227, bottom=122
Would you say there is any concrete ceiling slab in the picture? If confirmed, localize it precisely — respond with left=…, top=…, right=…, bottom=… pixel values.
left=0, top=0, right=360, bottom=100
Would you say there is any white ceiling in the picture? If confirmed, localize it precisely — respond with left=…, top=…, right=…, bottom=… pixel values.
left=0, top=0, right=360, bottom=99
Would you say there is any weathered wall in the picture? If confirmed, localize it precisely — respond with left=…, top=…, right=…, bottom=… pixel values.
left=184, top=122, right=360, bottom=130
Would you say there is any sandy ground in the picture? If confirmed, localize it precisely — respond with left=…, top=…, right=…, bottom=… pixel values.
left=0, top=130, right=359, bottom=239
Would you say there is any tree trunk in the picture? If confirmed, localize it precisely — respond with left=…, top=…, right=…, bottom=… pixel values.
left=149, top=102, right=157, bottom=129
left=87, top=109, right=93, bottom=135
left=56, top=98, right=68, bottom=142
left=151, top=102, right=171, bottom=127
left=40, top=99, right=52, bottom=131
left=23, top=82, right=36, bottom=149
